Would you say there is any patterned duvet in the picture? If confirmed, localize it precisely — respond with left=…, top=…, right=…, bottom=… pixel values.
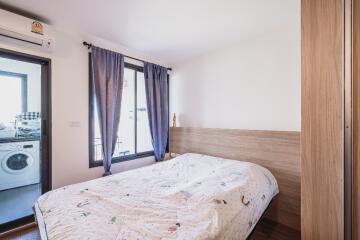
left=34, top=153, right=278, bottom=240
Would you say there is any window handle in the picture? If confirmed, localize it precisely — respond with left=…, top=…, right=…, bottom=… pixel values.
left=42, top=120, right=47, bottom=137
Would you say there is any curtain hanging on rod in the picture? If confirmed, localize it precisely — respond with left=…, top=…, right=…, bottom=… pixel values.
left=90, top=46, right=124, bottom=176
left=144, top=62, right=169, bottom=161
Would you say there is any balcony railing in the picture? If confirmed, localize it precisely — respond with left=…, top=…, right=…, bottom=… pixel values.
left=94, top=137, right=130, bottom=162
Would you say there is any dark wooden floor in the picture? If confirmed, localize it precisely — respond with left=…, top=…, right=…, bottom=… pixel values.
left=0, top=223, right=40, bottom=240
left=249, top=218, right=300, bottom=240
left=0, top=218, right=300, bottom=240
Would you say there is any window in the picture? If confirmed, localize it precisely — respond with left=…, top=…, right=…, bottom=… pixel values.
left=0, top=70, right=27, bottom=127
left=89, top=62, right=166, bottom=167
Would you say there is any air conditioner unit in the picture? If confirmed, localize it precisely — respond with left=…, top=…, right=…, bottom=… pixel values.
left=0, top=9, right=54, bottom=51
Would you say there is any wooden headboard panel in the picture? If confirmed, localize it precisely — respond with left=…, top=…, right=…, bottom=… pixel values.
left=170, top=127, right=300, bottom=231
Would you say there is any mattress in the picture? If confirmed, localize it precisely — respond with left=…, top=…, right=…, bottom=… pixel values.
left=34, top=153, right=278, bottom=240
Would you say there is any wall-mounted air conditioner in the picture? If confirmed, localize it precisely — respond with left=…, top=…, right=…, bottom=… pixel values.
left=0, top=9, right=55, bottom=51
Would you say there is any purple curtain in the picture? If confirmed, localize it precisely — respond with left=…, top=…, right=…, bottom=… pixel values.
left=91, top=46, right=124, bottom=176
left=144, top=63, right=169, bottom=161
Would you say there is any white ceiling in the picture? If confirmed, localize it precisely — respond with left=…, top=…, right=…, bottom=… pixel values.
left=0, top=0, right=299, bottom=65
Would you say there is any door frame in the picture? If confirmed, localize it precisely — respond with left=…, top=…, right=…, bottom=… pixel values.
left=353, top=0, right=360, bottom=239
left=0, top=48, right=52, bottom=233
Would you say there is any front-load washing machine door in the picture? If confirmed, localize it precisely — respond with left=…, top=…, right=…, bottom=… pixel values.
left=2, top=151, right=34, bottom=174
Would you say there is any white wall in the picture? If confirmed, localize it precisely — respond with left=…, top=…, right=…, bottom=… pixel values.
left=0, top=6, right=299, bottom=188
left=0, top=22, right=168, bottom=188
left=170, top=25, right=300, bottom=131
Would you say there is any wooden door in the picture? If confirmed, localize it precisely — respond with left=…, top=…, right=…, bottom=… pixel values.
left=301, top=0, right=345, bottom=239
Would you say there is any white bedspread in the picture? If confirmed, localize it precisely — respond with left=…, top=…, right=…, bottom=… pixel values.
left=34, top=153, right=278, bottom=240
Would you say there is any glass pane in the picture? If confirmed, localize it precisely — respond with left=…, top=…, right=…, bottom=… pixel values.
left=93, top=103, right=102, bottom=162
left=115, top=68, right=135, bottom=157
left=0, top=56, right=42, bottom=225
left=136, top=72, right=153, bottom=153
left=93, top=68, right=136, bottom=160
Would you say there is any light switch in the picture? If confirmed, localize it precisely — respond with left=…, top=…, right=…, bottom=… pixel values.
left=69, top=121, right=81, bottom=128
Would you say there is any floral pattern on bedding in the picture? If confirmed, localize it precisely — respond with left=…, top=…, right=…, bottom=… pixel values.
left=35, top=153, right=278, bottom=240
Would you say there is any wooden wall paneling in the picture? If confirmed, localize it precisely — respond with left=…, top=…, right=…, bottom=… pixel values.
left=301, top=0, right=345, bottom=239
left=169, top=127, right=301, bottom=231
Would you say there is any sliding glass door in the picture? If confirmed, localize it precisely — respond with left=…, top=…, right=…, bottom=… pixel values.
left=0, top=49, right=51, bottom=232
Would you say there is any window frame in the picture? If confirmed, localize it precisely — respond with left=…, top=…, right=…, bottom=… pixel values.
left=88, top=54, right=169, bottom=168
left=0, top=70, right=28, bottom=113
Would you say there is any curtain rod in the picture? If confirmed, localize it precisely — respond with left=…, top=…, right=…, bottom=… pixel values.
left=83, top=41, right=172, bottom=71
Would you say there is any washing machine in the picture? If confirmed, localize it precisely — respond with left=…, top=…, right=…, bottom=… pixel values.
left=0, top=140, right=40, bottom=191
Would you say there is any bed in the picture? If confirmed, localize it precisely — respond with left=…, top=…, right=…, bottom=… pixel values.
left=34, top=153, right=278, bottom=240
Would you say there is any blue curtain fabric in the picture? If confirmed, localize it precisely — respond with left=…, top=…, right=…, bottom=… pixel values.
left=91, top=46, right=124, bottom=176
left=144, top=63, right=169, bottom=161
